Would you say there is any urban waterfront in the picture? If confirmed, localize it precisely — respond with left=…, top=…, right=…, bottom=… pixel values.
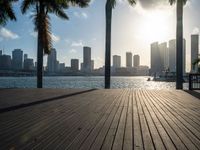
left=0, top=76, right=189, bottom=89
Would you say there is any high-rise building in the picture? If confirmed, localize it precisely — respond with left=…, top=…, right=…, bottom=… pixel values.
left=0, top=55, right=12, bottom=70
left=113, top=55, right=121, bottom=68
left=91, top=60, right=94, bottom=71
left=24, top=54, right=28, bottom=61
left=169, top=39, right=176, bottom=72
left=47, top=48, right=57, bottom=73
left=167, top=39, right=186, bottom=74
left=133, top=55, right=140, bottom=67
left=24, top=58, right=34, bottom=70
left=191, top=34, right=199, bottom=72
left=126, top=52, right=132, bottom=68
left=12, top=49, right=23, bottom=70
left=71, top=59, right=79, bottom=71
left=183, top=39, right=186, bottom=74
left=159, top=42, right=168, bottom=71
left=83, top=46, right=91, bottom=73
left=150, top=42, right=162, bottom=75
left=0, top=50, right=2, bottom=56
left=58, top=63, right=65, bottom=72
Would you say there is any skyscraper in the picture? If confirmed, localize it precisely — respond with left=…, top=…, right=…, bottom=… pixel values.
left=47, top=48, right=57, bottom=73
left=83, top=46, right=91, bottom=73
left=91, top=60, right=94, bottom=71
left=126, top=52, right=132, bottom=68
left=191, top=34, right=199, bottom=72
left=0, top=50, right=2, bottom=56
left=150, top=42, right=162, bottom=75
left=12, top=49, right=23, bottom=70
left=169, top=39, right=176, bottom=72
left=168, top=39, right=186, bottom=74
left=0, top=55, right=12, bottom=70
left=133, top=55, right=140, bottom=67
left=71, top=59, right=79, bottom=71
left=24, top=58, right=34, bottom=70
left=113, top=55, right=121, bottom=68
left=159, top=42, right=168, bottom=71
left=24, top=54, right=28, bottom=61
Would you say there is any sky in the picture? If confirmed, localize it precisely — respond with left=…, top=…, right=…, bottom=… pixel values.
left=0, top=0, right=200, bottom=72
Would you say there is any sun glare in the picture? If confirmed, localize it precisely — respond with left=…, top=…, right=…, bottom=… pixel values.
left=137, top=11, right=172, bottom=43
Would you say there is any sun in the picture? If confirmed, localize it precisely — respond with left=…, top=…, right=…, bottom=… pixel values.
left=136, top=10, right=172, bottom=43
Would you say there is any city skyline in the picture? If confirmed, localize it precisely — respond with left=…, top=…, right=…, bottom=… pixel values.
left=0, top=0, right=200, bottom=71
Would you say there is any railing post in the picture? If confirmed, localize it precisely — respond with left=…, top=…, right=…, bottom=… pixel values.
left=189, top=74, right=192, bottom=90
left=189, top=73, right=200, bottom=90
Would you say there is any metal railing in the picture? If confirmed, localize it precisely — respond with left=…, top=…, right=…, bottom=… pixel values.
left=189, top=74, right=200, bottom=90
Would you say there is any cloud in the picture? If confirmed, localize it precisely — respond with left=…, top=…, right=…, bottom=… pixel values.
left=138, top=0, right=169, bottom=9
left=69, top=49, right=77, bottom=53
left=71, top=40, right=84, bottom=47
left=51, top=34, right=60, bottom=43
left=0, top=28, right=19, bottom=40
left=73, top=11, right=88, bottom=19
left=192, top=27, right=199, bottom=34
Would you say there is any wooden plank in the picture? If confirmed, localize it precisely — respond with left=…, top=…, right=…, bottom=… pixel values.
left=143, top=90, right=188, bottom=150
left=123, top=89, right=133, bottom=150
left=148, top=90, right=200, bottom=149
left=25, top=90, right=115, bottom=149
left=67, top=90, right=126, bottom=150
left=97, top=90, right=128, bottom=150
left=137, top=90, right=166, bottom=150
left=132, top=90, right=143, bottom=150
left=135, top=90, right=154, bottom=150
left=141, top=90, right=176, bottom=150
left=112, top=89, right=130, bottom=150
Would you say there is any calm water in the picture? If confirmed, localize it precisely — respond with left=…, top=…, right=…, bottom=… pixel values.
left=0, top=76, right=189, bottom=89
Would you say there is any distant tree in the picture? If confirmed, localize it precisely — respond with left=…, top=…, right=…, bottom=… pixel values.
left=105, top=0, right=136, bottom=89
left=0, top=0, right=18, bottom=26
left=169, top=0, right=187, bottom=89
left=192, top=58, right=200, bottom=73
left=21, top=0, right=90, bottom=88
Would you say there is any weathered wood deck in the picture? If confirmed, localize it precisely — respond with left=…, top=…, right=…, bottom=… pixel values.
left=0, top=89, right=200, bottom=150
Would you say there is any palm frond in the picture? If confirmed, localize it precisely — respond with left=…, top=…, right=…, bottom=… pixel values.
left=127, top=0, right=136, bottom=5
left=169, top=0, right=187, bottom=5
left=0, top=0, right=18, bottom=26
left=21, top=0, right=37, bottom=14
left=67, top=0, right=91, bottom=8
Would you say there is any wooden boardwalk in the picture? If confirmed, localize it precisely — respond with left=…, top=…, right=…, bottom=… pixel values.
left=0, top=89, right=200, bottom=150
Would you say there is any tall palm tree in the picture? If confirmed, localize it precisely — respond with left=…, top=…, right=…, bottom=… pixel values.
left=21, top=0, right=90, bottom=88
left=105, top=0, right=136, bottom=89
left=169, top=0, right=187, bottom=89
left=0, top=0, right=18, bottom=26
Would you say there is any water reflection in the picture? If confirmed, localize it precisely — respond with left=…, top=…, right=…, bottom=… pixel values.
left=0, top=76, right=188, bottom=89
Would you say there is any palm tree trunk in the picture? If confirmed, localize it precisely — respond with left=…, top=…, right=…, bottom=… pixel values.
left=37, top=4, right=44, bottom=88
left=176, top=0, right=183, bottom=89
left=105, top=1, right=112, bottom=89
left=37, top=27, right=43, bottom=88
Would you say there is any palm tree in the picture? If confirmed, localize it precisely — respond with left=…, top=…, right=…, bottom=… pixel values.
left=0, top=0, right=18, bottom=26
left=105, top=0, right=136, bottom=89
left=21, top=0, right=90, bottom=88
left=192, top=58, right=200, bottom=73
left=169, top=0, right=187, bottom=89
